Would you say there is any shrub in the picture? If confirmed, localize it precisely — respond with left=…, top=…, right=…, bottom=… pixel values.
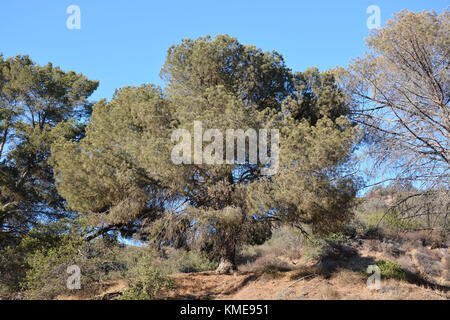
left=239, top=254, right=293, bottom=274
left=383, top=209, right=421, bottom=232
left=119, top=268, right=173, bottom=300
left=413, top=252, right=445, bottom=277
left=119, top=248, right=173, bottom=300
left=238, top=226, right=303, bottom=265
left=303, top=233, right=353, bottom=261
left=402, top=231, right=448, bottom=248
left=376, top=260, right=406, bottom=280
left=23, top=237, right=122, bottom=299
left=163, top=248, right=217, bottom=273
left=0, top=219, right=80, bottom=297
left=0, top=246, right=27, bottom=297
left=19, top=220, right=125, bottom=299
left=24, top=240, right=81, bottom=299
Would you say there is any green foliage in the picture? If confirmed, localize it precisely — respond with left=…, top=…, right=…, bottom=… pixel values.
left=303, top=233, right=352, bottom=261
left=51, top=85, right=173, bottom=222
left=160, top=35, right=294, bottom=112
left=23, top=238, right=81, bottom=299
left=354, top=185, right=426, bottom=233
left=0, top=245, right=26, bottom=295
left=0, top=54, right=98, bottom=247
left=119, top=248, right=173, bottom=300
left=12, top=219, right=122, bottom=299
left=0, top=219, right=86, bottom=296
left=376, top=260, right=406, bottom=280
left=239, top=226, right=303, bottom=263
left=370, top=209, right=421, bottom=232
left=51, top=35, right=360, bottom=269
left=163, top=248, right=218, bottom=273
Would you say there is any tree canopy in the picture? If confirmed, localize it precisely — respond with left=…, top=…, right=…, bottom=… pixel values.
left=52, top=35, right=359, bottom=272
left=0, top=55, right=98, bottom=247
left=1, top=9, right=448, bottom=297
left=342, top=9, right=449, bottom=187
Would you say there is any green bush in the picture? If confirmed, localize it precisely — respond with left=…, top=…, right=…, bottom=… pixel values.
left=376, top=259, right=406, bottom=280
left=0, top=246, right=27, bottom=296
left=0, top=219, right=80, bottom=296
left=24, top=241, right=80, bottom=299
left=303, top=233, right=352, bottom=261
left=382, top=209, right=421, bottom=232
left=361, top=209, right=421, bottom=232
left=19, top=220, right=124, bottom=299
left=163, top=248, right=217, bottom=273
left=23, top=238, right=122, bottom=299
left=119, top=248, right=173, bottom=300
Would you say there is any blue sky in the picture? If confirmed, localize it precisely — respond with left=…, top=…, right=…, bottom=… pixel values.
left=1, top=0, right=447, bottom=102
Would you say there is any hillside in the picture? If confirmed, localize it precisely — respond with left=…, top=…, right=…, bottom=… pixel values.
left=57, top=233, right=449, bottom=300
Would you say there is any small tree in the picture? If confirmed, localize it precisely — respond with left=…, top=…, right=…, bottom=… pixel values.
left=341, top=9, right=449, bottom=232
left=342, top=9, right=449, bottom=187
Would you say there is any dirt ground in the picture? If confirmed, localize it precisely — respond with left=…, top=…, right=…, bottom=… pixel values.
left=57, top=239, right=449, bottom=300
left=61, top=268, right=447, bottom=300
left=56, top=280, right=128, bottom=300
left=162, top=269, right=448, bottom=300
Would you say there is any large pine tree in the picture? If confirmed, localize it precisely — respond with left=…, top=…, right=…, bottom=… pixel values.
left=52, top=35, right=359, bottom=273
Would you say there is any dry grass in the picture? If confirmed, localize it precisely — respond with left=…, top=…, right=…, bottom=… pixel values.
left=238, top=254, right=294, bottom=274
left=318, top=285, right=340, bottom=299
left=56, top=280, right=128, bottom=300
left=332, top=269, right=366, bottom=285
left=288, top=265, right=322, bottom=280
left=56, top=228, right=449, bottom=300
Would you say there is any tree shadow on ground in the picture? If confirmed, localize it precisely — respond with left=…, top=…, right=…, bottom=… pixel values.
left=316, top=242, right=449, bottom=293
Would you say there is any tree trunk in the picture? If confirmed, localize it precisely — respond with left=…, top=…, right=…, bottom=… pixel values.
left=215, top=245, right=236, bottom=274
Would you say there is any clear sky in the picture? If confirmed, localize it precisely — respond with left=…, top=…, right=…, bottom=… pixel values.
left=1, top=0, right=447, bottom=102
